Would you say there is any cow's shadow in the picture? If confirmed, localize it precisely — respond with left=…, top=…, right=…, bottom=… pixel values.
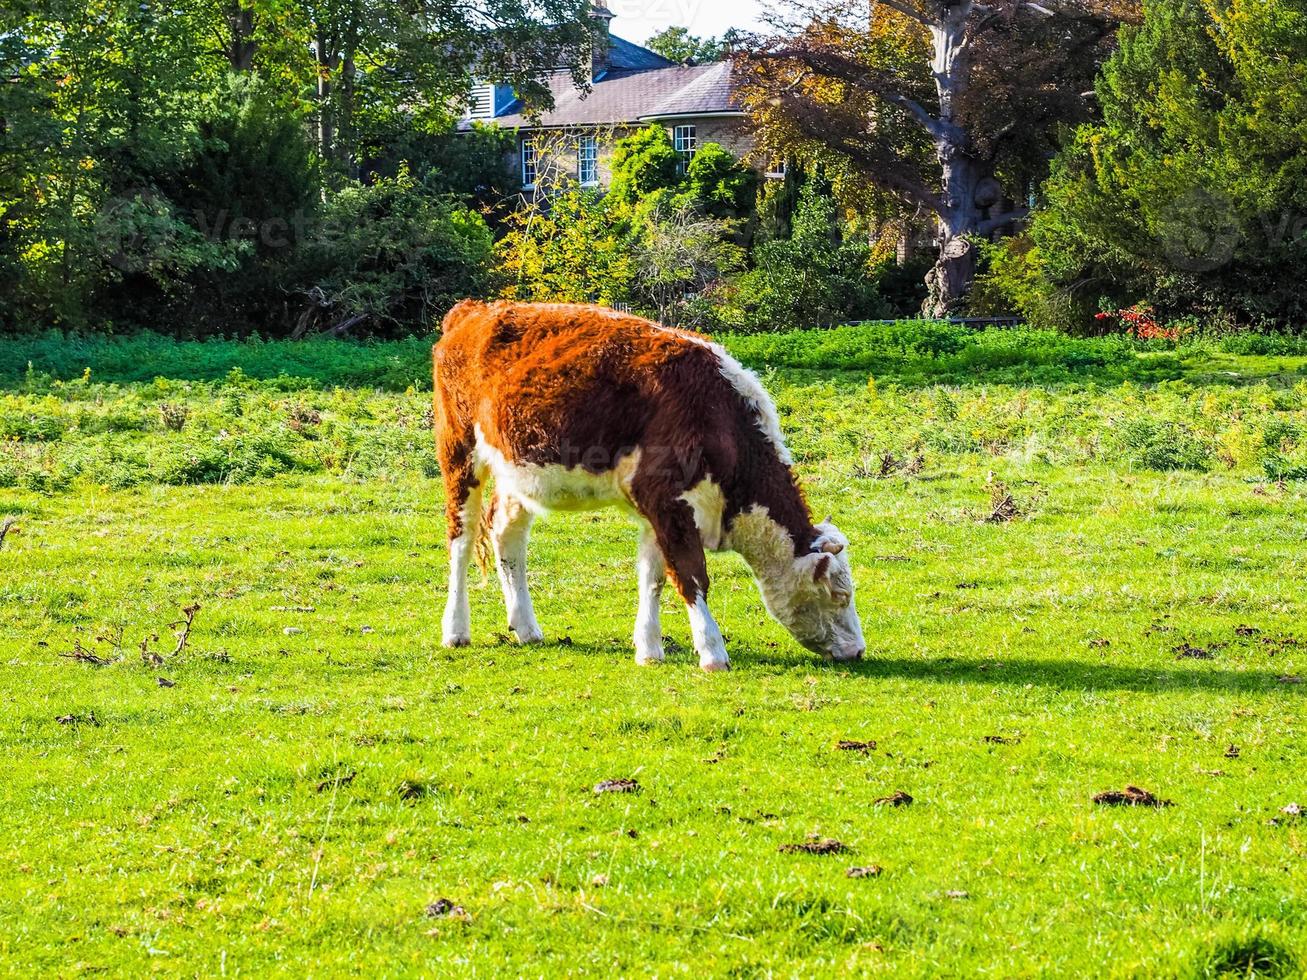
left=732, top=648, right=1306, bottom=696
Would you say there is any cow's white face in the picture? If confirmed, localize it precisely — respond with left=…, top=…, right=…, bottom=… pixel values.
left=783, top=523, right=865, bottom=661
left=739, top=515, right=865, bottom=662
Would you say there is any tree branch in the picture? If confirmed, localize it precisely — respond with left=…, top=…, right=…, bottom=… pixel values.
left=870, top=0, right=938, bottom=27
left=769, top=92, right=948, bottom=214
left=977, top=205, right=1030, bottom=235
left=763, top=46, right=967, bottom=146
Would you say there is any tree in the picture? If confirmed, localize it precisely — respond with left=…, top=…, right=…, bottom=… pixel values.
left=496, top=188, right=637, bottom=307
left=677, top=143, right=758, bottom=221
left=741, top=0, right=1128, bottom=316
left=1022, top=0, right=1307, bottom=329
left=608, top=126, right=681, bottom=205
left=727, top=178, right=888, bottom=330
left=496, top=139, right=755, bottom=324
left=284, top=0, right=596, bottom=175
left=631, top=198, right=744, bottom=325
left=645, top=26, right=732, bottom=63
left=293, top=168, right=495, bottom=336
left=0, top=0, right=221, bottom=325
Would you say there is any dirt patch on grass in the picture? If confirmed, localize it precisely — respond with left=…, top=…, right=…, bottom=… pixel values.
left=873, top=791, right=914, bottom=807
left=779, top=836, right=850, bottom=855
left=846, top=865, right=882, bottom=878
left=55, top=711, right=100, bottom=727
left=397, top=778, right=430, bottom=801
left=593, top=778, right=640, bottom=794
left=1174, top=642, right=1220, bottom=660
left=1093, top=785, right=1173, bottom=807
left=836, top=739, right=876, bottom=754
left=317, top=770, right=357, bottom=793
left=424, top=898, right=469, bottom=922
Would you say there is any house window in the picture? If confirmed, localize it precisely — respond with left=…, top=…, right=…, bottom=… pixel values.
left=765, top=157, right=787, bottom=180
left=673, top=124, right=696, bottom=174
left=467, top=83, right=494, bottom=118
left=521, top=138, right=538, bottom=188
left=577, top=134, right=598, bottom=186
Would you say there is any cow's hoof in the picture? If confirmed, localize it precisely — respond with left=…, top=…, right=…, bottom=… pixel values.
left=511, top=624, right=545, bottom=644
left=443, top=635, right=471, bottom=648
left=700, top=659, right=731, bottom=673
left=635, top=650, right=665, bottom=666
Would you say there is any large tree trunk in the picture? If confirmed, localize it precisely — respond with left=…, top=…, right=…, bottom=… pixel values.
left=925, top=148, right=982, bottom=317
left=224, top=2, right=256, bottom=71
left=922, top=0, right=984, bottom=318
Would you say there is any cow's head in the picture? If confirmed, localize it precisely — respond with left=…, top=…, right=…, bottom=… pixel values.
left=755, top=518, right=865, bottom=661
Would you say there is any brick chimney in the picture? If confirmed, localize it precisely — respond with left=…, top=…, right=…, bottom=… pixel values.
left=589, top=2, right=614, bottom=81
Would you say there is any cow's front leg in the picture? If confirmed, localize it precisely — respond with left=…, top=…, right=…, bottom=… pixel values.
left=633, top=523, right=666, bottom=665
left=491, top=494, right=544, bottom=643
left=642, top=501, right=728, bottom=672
left=685, top=593, right=728, bottom=672
left=442, top=480, right=482, bottom=648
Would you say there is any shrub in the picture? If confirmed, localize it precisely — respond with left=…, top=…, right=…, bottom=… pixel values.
left=677, top=143, right=758, bottom=221
left=292, top=169, right=495, bottom=336
left=723, top=180, right=887, bottom=331
left=607, top=127, right=681, bottom=206
left=1117, top=418, right=1211, bottom=471
left=495, top=188, right=636, bottom=307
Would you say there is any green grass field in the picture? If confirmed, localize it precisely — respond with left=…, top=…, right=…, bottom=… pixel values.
left=2, top=325, right=1306, bottom=976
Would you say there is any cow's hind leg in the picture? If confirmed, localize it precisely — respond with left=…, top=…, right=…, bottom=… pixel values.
left=441, top=453, right=483, bottom=648
left=491, top=493, right=544, bottom=643
left=633, top=523, right=666, bottom=665
left=640, top=501, right=728, bottom=672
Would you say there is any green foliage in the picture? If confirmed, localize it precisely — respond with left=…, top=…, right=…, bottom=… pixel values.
left=375, top=124, right=518, bottom=207
left=721, top=180, right=888, bottom=331
left=495, top=188, right=636, bottom=307
left=1117, top=417, right=1213, bottom=471
left=496, top=140, right=753, bottom=321
left=294, top=170, right=495, bottom=335
left=0, top=0, right=583, bottom=336
left=643, top=26, right=729, bottom=64
left=970, top=235, right=1095, bottom=333
left=607, top=127, right=682, bottom=206
left=676, top=143, right=758, bottom=221
left=629, top=199, right=745, bottom=327
left=1029, top=0, right=1307, bottom=330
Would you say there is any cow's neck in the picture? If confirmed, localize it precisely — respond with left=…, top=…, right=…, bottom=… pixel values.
left=725, top=505, right=811, bottom=625
left=723, top=455, right=815, bottom=586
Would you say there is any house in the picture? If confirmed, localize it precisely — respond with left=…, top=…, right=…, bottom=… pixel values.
left=458, top=4, right=769, bottom=191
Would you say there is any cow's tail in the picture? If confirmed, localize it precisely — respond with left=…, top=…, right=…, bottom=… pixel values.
left=474, top=492, right=496, bottom=578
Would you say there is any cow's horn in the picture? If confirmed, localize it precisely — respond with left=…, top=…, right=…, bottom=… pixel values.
left=821, top=539, right=844, bottom=555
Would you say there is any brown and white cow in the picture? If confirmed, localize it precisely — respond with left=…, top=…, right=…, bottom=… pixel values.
left=432, top=300, right=865, bottom=671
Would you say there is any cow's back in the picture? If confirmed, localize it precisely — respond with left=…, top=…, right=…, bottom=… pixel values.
left=434, top=301, right=724, bottom=472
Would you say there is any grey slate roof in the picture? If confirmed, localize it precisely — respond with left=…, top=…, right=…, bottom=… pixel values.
left=608, top=35, right=676, bottom=71
left=461, top=37, right=740, bottom=131
left=482, top=62, right=741, bottom=130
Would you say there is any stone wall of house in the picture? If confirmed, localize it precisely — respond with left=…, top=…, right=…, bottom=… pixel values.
left=505, top=118, right=760, bottom=193
left=687, top=118, right=755, bottom=165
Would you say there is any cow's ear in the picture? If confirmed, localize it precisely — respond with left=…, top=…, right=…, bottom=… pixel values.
left=811, top=554, right=831, bottom=583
